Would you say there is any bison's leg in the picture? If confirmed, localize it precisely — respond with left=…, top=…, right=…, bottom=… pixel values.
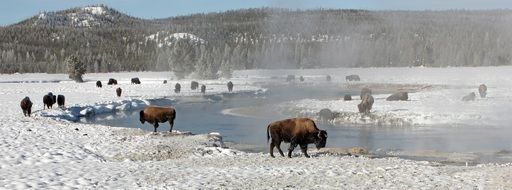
left=300, top=144, right=310, bottom=158
left=269, top=141, right=275, bottom=158
left=169, top=120, right=174, bottom=132
left=288, top=140, right=298, bottom=158
left=276, top=141, right=285, bottom=157
left=153, top=122, right=159, bottom=132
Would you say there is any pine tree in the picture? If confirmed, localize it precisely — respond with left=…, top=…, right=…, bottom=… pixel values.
left=66, top=55, right=86, bottom=82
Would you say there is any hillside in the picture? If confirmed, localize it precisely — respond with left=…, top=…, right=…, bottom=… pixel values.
left=1, top=6, right=512, bottom=77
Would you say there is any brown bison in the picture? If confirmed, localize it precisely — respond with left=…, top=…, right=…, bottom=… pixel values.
left=174, top=83, right=181, bottom=93
left=344, top=94, right=352, bottom=101
left=201, top=84, right=206, bottom=94
left=346, top=75, right=360, bottom=81
left=107, top=78, right=118, bottom=85
left=43, top=92, right=56, bottom=109
left=116, top=87, right=122, bottom=97
left=163, top=80, right=167, bottom=84
left=227, top=81, right=234, bottom=92
left=20, top=97, right=33, bottom=117
left=131, top=77, right=141, bottom=84
left=358, top=94, right=374, bottom=114
left=386, top=92, right=408, bottom=101
left=267, top=118, right=328, bottom=158
left=191, top=81, right=199, bottom=90
left=139, top=106, right=176, bottom=132
left=96, top=81, right=102, bottom=88
left=462, top=92, right=476, bottom=101
left=360, top=87, right=372, bottom=99
left=478, top=84, right=487, bottom=98
left=57, top=95, right=65, bottom=108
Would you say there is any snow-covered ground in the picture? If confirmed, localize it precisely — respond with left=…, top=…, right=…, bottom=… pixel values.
left=1, top=68, right=511, bottom=188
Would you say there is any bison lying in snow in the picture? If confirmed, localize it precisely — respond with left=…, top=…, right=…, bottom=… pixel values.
left=116, top=87, right=122, bottom=97
left=57, top=95, right=65, bottom=108
left=43, top=92, right=56, bottom=109
left=267, top=118, right=328, bottom=158
left=201, top=84, right=206, bottom=94
left=227, top=81, right=233, bottom=92
left=20, top=97, right=33, bottom=117
left=386, top=92, right=408, bottom=101
left=358, top=94, right=374, bottom=114
left=479, top=84, right=487, bottom=98
left=139, top=106, right=176, bottom=132
left=462, top=92, right=476, bottom=101
left=131, top=77, right=141, bottom=84
left=191, top=81, right=199, bottom=90
left=360, top=87, right=372, bottom=99
left=174, top=83, right=181, bottom=93
left=96, top=81, right=102, bottom=88
left=346, top=74, right=360, bottom=81
left=107, top=78, right=118, bottom=85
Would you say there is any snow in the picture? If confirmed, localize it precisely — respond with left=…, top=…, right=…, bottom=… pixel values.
left=0, top=69, right=511, bottom=188
left=145, top=32, right=206, bottom=47
left=83, top=6, right=107, bottom=15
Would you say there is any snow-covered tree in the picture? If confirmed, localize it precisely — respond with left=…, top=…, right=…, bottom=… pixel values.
left=66, top=55, right=86, bottom=82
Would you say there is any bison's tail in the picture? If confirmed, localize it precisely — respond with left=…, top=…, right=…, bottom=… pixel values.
left=266, top=124, right=271, bottom=143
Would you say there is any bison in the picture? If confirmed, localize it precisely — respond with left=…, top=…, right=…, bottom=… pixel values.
left=191, top=81, right=199, bottom=90
left=360, top=87, right=372, bottom=99
left=386, top=92, right=409, bottom=101
left=43, top=93, right=56, bottom=109
left=343, top=94, right=352, bottom=101
left=318, top=109, right=334, bottom=121
left=326, top=75, right=332, bottom=82
left=163, top=80, right=167, bottom=84
left=96, top=81, right=102, bottom=88
left=107, top=78, right=118, bottom=85
left=479, top=84, right=487, bottom=98
left=131, top=77, right=141, bottom=84
left=227, top=81, right=234, bottom=92
left=201, top=84, right=206, bottom=94
left=174, top=83, right=181, bottom=93
left=286, top=75, right=295, bottom=82
left=462, top=92, right=476, bottom=101
left=57, top=95, right=65, bottom=108
left=299, top=76, right=305, bottom=82
left=116, top=87, right=122, bottom=97
left=139, top=106, right=176, bottom=132
left=358, top=94, right=374, bottom=114
left=267, top=118, right=328, bottom=158
left=346, top=75, right=360, bottom=81
left=20, top=97, right=33, bottom=117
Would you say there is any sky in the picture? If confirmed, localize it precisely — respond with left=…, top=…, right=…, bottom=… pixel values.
left=1, top=0, right=511, bottom=26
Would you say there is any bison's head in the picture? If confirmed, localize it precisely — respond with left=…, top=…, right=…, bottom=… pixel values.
left=139, top=110, right=145, bottom=124
left=314, top=130, right=328, bottom=150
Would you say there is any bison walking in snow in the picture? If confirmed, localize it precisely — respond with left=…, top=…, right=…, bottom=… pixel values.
left=96, top=81, right=102, bottom=88
left=57, top=95, right=65, bottom=108
left=174, top=83, right=181, bottom=93
left=116, top=87, right=122, bottom=97
left=227, top=81, right=234, bottom=92
left=267, top=118, right=328, bottom=158
left=107, top=78, right=118, bottom=85
left=139, top=106, right=176, bottom=132
left=191, top=81, right=199, bottom=90
left=201, top=84, right=206, bottom=94
left=20, top=97, right=33, bottom=117
left=43, top=92, right=56, bottom=109
left=131, top=77, right=141, bottom=84
left=478, top=84, right=487, bottom=98
left=358, top=94, right=374, bottom=114
left=326, top=75, right=331, bottom=82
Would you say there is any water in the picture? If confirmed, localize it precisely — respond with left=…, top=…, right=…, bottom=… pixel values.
left=82, top=84, right=512, bottom=163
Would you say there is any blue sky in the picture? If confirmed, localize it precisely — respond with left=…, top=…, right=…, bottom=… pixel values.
left=1, top=0, right=511, bottom=26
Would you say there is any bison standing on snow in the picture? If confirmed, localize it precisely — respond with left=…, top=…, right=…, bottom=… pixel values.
left=139, top=106, right=176, bottom=132
left=386, top=92, right=408, bottom=101
left=20, top=97, right=33, bottom=117
left=174, top=83, right=181, bottom=93
left=116, top=87, right=122, bottom=97
left=96, top=81, right=102, bottom=88
left=201, top=84, right=206, bottom=94
left=267, top=118, right=328, bottom=158
left=344, top=94, right=352, bottom=101
left=360, top=87, right=372, bottom=99
left=227, top=81, right=234, bottom=92
left=479, top=84, right=487, bottom=98
left=191, top=81, right=199, bottom=90
left=326, top=75, right=331, bottom=82
left=346, top=74, right=360, bottom=81
left=163, top=80, right=167, bottom=84
left=358, top=94, right=374, bottom=114
left=107, top=78, right=118, bottom=85
left=131, top=77, right=141, bottom=84
left=43, top=92, right=56, bottom=109
left=57, top=95, right=65, bottom=108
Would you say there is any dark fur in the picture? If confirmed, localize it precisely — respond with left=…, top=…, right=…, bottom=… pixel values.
left=139, top=106, right=176, bottom=132
left=131, top=77, right=141, bottom=84
left=191, top=81, right=199, bottom=90
left=360, top=87, right=372, bottom=99
left=386, top=92, right=409, bottom=101
left=344, top=94, right=352, bottom=101
left=57, top=95, right=65, bottom=108
left=346, top=75, right=360, bottom=81
left=462, top=92, right=476, bottom=101
left=326, top=75, right=331, bottom=82
left=299, top=76, right=304, bottom=82
left=20, top=97, right=33, bottom=117
left=116, top=87, right=122, bottom=97
left=107, top=78, right=118, bottom=85
left=358, top=94, right=374, bottom=114
left=175, top=83, right=181, bottom=93
left=267, top=118, right=328, bottom=158
left=286, top=75, right=295, bottom=82
left=96, top=81, right=102, bottom=88
left=201, top=84, right=206, bottom=94
left=163, top=80, right=167, bottom=84
left=479, top=84, right=487, bottom=98
left=227, top=81, right=234, bottom=92
left=43, top=93, right=56, bottom=109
